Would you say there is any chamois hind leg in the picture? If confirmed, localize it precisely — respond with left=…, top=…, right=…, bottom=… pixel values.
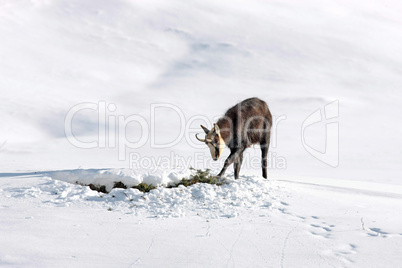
left=261, top=131, right=270, bottom=179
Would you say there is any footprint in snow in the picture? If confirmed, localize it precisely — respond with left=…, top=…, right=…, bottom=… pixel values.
left=311, top=224, right=332, bottom=232
left=327, top=243, right=357, bottom=264
left=367, top=227, right=389, bottom=237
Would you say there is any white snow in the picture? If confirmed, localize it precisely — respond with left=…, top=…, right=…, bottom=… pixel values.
left=1, top=0, right=402, bottom=267
left=1, top=173, right=402, bottom=267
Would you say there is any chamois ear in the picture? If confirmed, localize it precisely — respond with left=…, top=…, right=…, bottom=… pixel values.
left=200, top=125, right=210, bottom=134
left=213, top=123, right=220, bottom=135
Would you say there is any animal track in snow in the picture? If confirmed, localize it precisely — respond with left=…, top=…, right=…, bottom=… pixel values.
left=367, top=227, right=395, bottom=238
left=306, top=218, right=336, bottom=239
left=333, top=244, right=357, bottom=264
left=310, top=231, right=331, bottom=239
left=311, top=224, right=332, bottom=232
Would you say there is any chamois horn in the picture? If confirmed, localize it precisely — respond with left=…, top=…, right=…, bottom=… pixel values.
left=195, top=133, right=212, bottom=143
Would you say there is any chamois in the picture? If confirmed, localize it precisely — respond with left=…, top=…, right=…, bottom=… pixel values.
left=196, top=97, right=272, bottom=179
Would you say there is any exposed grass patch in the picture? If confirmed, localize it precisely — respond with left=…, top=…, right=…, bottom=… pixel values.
left=131, top=182, right=156, bottom=193
left=168, top=168, right=222, bottom=188
left=113, top=181, right=127, bottom=189
left=88, top=184, right=108, bottom=193
left=76, top=181, right=156, bottom=194
left=75, top=181, right=108, bottom=194
left=75, top=182, right=109, bottom=194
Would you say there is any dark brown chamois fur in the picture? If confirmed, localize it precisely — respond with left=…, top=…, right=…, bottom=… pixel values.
left=216, top=97, right=272, bottom=179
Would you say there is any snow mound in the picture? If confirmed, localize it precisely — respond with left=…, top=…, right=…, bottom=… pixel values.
left=4, top=174, right=283, bottom=218
left=47, top=168, right=193, bottom=192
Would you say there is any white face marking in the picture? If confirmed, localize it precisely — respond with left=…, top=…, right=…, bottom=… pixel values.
left=205, top=134, right=225, bottom=161
left=207, top=143, right=217, bottom=161
left=200, top=124, right=225, bottom=161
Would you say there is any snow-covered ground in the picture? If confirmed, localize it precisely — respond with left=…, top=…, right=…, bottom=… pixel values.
left=1, top=0, right=402, bottom=267
left=2, top=173, right=402, bottom=267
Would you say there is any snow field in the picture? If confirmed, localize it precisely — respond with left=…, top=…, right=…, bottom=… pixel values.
left=1, top=173, right=401, bottom=267
left=1, top=0, right=402, bottom=266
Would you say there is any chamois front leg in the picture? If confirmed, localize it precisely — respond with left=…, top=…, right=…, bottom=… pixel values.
left=218, top=149, right=242, bottom=179
left=233, top=150, right=244, bottom=179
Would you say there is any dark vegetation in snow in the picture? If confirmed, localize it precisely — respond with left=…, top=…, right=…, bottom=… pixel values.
left=77, top=169, right=221, bottom=193
left=167, top=168, right=222, bottom=188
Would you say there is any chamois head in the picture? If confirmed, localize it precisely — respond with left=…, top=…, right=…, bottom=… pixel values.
left=195, top=123, right=225, bottom=161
